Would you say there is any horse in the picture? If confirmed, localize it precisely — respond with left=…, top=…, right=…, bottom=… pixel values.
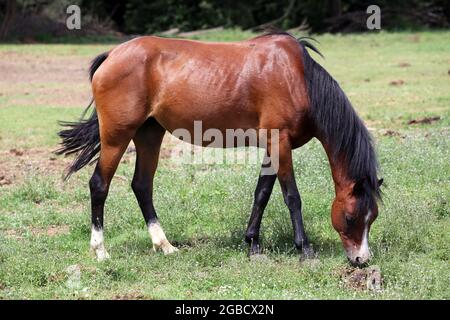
left=57, top=29, right=382, bottom=266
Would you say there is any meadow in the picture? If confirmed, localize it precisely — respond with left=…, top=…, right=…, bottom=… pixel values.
left=0, top=30, right=449, bottom=299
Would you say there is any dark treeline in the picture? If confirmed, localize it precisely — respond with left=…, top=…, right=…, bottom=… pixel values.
left=81, top=0, right=450, bottom=33
left=1, top=0, right=449, bottom=40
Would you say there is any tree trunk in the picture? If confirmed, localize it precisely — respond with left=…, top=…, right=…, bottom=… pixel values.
left=0, top=0, right=17, bottom=40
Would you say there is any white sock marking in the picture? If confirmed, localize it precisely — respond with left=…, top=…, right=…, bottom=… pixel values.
left=90, top=225, right=110, bottom=261
left=148, top=221, right=178, bottom=255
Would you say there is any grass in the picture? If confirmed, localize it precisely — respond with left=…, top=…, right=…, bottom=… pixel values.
left=0, top=30, right=449, bottom=299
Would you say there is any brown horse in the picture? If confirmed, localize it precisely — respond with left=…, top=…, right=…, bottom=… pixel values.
left=57, top=29, right=382, bottom=266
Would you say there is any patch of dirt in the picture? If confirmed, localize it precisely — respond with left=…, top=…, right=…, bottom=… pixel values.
left=337, top=265, right=383, bottom=291
left=0, top=175, right=12, bottom=186
left=5, top=225, right=70, bottom=240
left=0, top=51, right=91, bottom=108
left=407, top=34, right=421, bottom=43
left=0, top=51, right=90, bottom=84
left=31, top=225, right=70, bottom=237
left=9, top=148, right=24, bottom=156
left=398, top=62, right=411, bottom=68
left=382, top=129, right=405, bottom=138
left=112, top=291, right=147, bottom=300
left=47, top=272, right=66, bottom=284
left=389, top=80, right=405, bottom=86
left=4, top=229, right=23, bottom=240
left=0, top=137, right=180, bottom=187
left=407, top=116, right=440, bottom=125
left=0, top=147, right=72, bottom=186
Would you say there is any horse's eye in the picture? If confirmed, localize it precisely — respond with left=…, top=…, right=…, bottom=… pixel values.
left=345, top=214, right=356, bottom=226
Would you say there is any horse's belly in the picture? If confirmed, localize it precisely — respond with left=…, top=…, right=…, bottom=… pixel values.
left=151, top=93, right=265, bottom=147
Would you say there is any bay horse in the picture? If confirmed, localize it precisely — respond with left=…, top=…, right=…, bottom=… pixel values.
left=57, top=29, right=382, bottom=266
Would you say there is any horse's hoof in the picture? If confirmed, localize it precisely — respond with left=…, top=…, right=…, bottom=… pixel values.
left=153, top=241, right=179, bottom=255
left=248, top=245, right=263, bottom=256
left=97, top=250, right=111, bottom=262
left=162, top=244, right=179, bottom=255
left=300, top=245, right=316, bottom=260
left=91, top=246, right=110, bottom=262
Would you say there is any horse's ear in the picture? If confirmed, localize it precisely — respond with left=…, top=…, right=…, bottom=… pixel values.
left=352, top=178, right=367, bottom=196
left=378, top=178, right=384, bottom=187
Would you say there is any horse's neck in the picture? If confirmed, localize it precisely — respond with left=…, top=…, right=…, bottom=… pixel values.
left=319, top=139, right=353, bottom=195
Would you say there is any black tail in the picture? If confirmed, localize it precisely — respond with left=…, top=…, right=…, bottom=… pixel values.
left=56, top=52, right=109, bottom=179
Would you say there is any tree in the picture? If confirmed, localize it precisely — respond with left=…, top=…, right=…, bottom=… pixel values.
left=0, top=0, right=17, bottom=39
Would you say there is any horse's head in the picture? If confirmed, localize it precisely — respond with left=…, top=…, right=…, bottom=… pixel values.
left=331, top=178, right=383, bottom=266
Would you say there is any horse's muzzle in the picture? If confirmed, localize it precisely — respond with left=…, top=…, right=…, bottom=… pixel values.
left=346, top=249, right=371, bottom=267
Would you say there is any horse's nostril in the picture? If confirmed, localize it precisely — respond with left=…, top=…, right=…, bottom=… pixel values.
left=355, top=256, right=361, bottom=263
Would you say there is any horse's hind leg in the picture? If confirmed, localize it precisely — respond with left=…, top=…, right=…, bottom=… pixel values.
left=89, top=93, right=145, bottom=261
left=90, top=136, right=132, bottom=261
left=131, top=118, right=178, bottom=255
left=245, top=155, right=277, bottom=255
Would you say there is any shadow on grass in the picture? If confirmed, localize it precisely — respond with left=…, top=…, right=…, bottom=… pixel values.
left=109, top=223, right=344, bottom=261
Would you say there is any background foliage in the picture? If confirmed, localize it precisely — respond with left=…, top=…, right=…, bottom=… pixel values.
left=0, top=0, right=449, bottom=41
left=81, top=0, right=450, bottom=33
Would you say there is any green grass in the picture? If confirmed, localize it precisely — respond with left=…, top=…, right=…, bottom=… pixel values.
left=0, top=30, right=449, bottom=299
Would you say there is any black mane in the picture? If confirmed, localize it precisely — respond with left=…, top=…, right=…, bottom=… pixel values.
left=262, top=28, right=382, bottom=210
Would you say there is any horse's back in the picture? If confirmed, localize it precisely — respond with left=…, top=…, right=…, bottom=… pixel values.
left=92, top=34, right=310, bottom=140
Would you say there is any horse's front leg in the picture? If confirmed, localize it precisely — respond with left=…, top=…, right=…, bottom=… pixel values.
left=276, top=138, right=314, bottom=259
left=245, top=159, right=277, bottom=255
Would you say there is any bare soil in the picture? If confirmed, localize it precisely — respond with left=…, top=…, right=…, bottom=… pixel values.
left=407, top=116, right=441, bottom=125
left=0, top=147, right=72, bottom=186
left=0, top=51, right=91, bottom=108
left=5, top=225, right=70, bottom=240
left=337, top=266, right=383, bottom=291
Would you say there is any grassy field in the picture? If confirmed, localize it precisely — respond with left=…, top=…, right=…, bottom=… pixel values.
left=0, top=30, right=449, bottom=299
